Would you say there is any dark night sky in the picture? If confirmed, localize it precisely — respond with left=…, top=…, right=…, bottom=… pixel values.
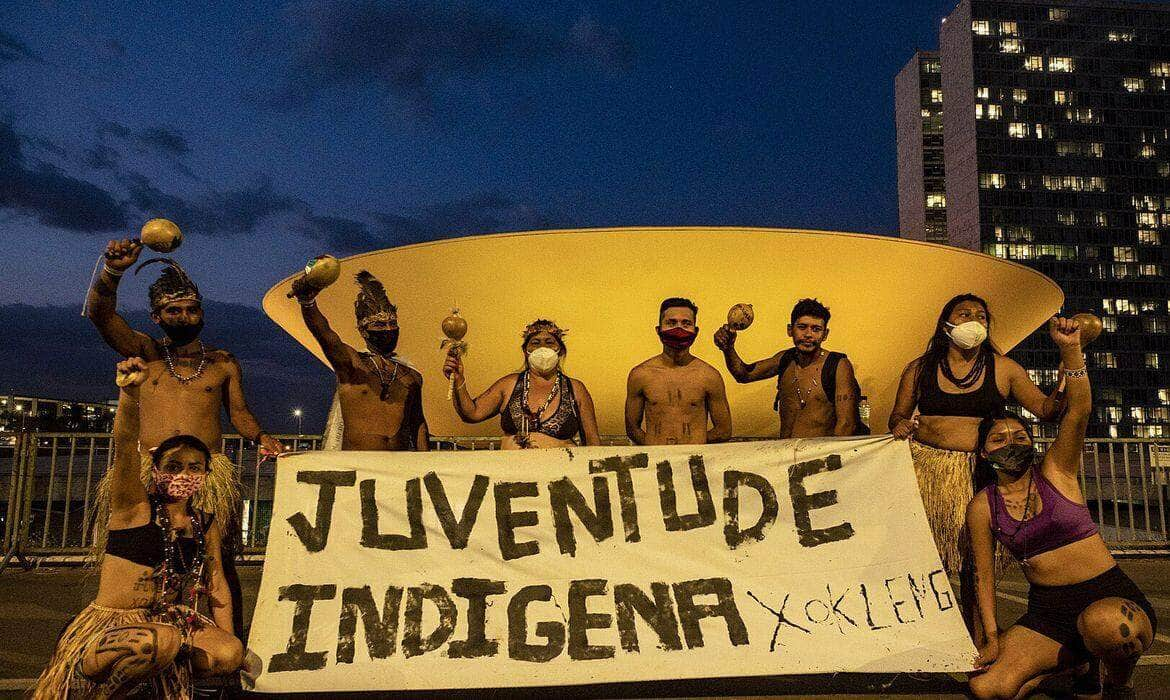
left=0, top=0, right=961, bottom=431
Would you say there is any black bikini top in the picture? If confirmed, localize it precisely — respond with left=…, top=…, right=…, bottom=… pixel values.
left=105, top=500, right=211, bottom=572
left=500, top=371, right=581, bottom=441
left=916, top=355, right=1004, bottom=418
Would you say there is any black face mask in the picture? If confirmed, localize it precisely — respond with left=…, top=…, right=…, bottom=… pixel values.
left=986, top=443, right=1034, bottom=477
left=365, top=329, right=399, bottom=356
left=160, top=319, right=204, bottom=346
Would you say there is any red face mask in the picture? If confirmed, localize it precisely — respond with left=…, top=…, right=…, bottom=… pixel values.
left=658, top=326, right=698, bottom=350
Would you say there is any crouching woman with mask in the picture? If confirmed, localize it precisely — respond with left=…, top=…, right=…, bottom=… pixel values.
left=34, top=358, right=243, bottom=699
left=967, top=318, right=1156, bottom=700
left=443, top=319, right=601, bottom=449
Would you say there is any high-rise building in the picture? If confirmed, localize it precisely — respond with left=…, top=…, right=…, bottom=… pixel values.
left=897, top=0, right=1170, bottom=437
left=896, top=51, right=949, bottom=243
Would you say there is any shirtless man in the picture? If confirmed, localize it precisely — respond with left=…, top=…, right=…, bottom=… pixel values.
left=626, top=298, right=732, bottom=445
left=86, top=239, right=282, bottom=637
left=292, top=270, right=428, bottom=451
left=714, top=298, right=860, bottom=438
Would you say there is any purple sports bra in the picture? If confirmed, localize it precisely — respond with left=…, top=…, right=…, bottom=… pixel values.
left=983, top=467, right=1099, bottom=561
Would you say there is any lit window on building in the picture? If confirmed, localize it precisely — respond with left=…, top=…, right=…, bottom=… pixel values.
left=1065, top=107, right=1098, bottom=124
left=1103, top=299, right=1136, bottom=315
left=926, top=193, right=946, bottom=208
left=1102, top=406, right=1122, bottom=422
left=975, top=104, right=983, bottom=119
left=1107, top=31, right=1135, bottom=42
left=1159, top=389, right=1170, bottom=405
left=1123, top=77, right=1146, bottom=93
left=1012, top=88, right=1027, bottom=103
left=1142, top=264, right=1163, bottom=277
left=1008, top=122, right=1030, bottom=138
left=1024, top=56, right=1045, bottom=71
left=1143, top=301, right=1160, bottom=312
left=1048, top=57, right=1074, bottom=72
left=1143, top=317, right=1170, bottom=334
left=930, top=88, right=943, bottom=103
left=1056, top=142, right=1104, bottom=157
left=1000, top=38, right=1023, bottom=53
left=1161, top=163, right=1170, bottom=177
left=1139, top=229, right=1161, bottom=245
left=1137, top=212, right=1158, bottom=226
left=1102, top=316, right=1118, bottom=333
left=1113, top=263, right=1135, bottom=279
left=1048, top=8, right=1069, bottom=21
left=1035, top=124, right=1048, bottom=138
left=987, top=104, right=1001, bottom=119
left=1152, top=62, right=1170, bottom=78
left=1028, top=369, right=1060, bottom=386
left=1094, top=211, right=1107, bottom=226
left=923, top=60, right=940, bottom=74
left=1139, top=144, right=1156, bottom=158
left=1057, top=210, right=1076, bottom=225
left=1148, top=354, right=1162, bottom=370
left=980, top=172, right=1007, bottom=189
left=972, top=19, right=991, bottom=35
left=998, top=20, right=1018, bottom=36
left=1042, top=175, right=1105, bottom=191
left=1052, top=90, right=1067, bottom=104
left=976, top=86, right=989, bottom=100
left=1093, top=352, right=1117, bottom=369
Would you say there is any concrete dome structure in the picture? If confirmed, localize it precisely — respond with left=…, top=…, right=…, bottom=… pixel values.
left=262, top=227, right=1063, bottom=438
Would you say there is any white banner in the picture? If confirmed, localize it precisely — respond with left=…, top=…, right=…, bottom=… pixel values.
left=247, top=437, right=976, bottom=693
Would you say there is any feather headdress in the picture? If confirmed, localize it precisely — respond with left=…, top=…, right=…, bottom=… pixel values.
left=354, top=270, right=397, bottom=327
left=135, top=257, right=201, bottom=311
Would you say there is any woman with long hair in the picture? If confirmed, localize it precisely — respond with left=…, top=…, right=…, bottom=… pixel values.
left=889, top=294, right=1065, bottom=628
left=443, top=319, right=601, bottom=449
left=967, top=318, right=1155, bottom=699
left=34, top=358, right=243, bottom=698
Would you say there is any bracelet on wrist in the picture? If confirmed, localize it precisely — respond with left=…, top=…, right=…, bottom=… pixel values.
left=102, top=264, right=125, bottom=278
left=1064, top=366, right=1088, bottom=378
left=298, top=297, right=317, bottom=308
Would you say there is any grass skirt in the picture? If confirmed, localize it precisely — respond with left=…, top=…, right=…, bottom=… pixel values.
left=32, top=603, right=191, bottom=699
left=910, top=440, right=1012, bottom=576
left=88, top=452, right=240, bottom=565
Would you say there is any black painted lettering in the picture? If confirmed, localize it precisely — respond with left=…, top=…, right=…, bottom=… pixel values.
left=657, top=455, right=716, bottom=532
left=672, top=578, right=749, bottom=649
left=448, top=578, right=507, bottom=658
left=884, top=577, right=912, bottom=624
left=826, top=583, right=857, bottom=632
left=787, top=455, right=854, bottom=547
left=928, top=569, right=954, bottom=611
left=588, top=453, right=648, bottom=542
left=424, top=472, right=489, bottom=549
left=507, top=585, right=566, bottom=663
left=613, top=582, right=683, bottom=653
left=859, top=583, right=890, bottom=630
left=548, top=476, right=614, bottom=556
left=360, top=478, right=427, bottom=550
left=567, top=579, right=615, bottom=660
left=906, top=573, right=927, bottom=619
left=722, top=470, right=778, bottom=548
left=269, top=584, right=337, bottom=672
left=494, top=481, right=541, bottom=561
left=286, top=471, right=356, bottom=553
left=337, top=585, right=403, bottom=664
left=401, top=584, right=457, bottom=658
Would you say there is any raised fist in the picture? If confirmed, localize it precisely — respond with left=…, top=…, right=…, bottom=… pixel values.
left=713, top=324, right=737, bottom=351
left=104, top=239, right=143, bottom=273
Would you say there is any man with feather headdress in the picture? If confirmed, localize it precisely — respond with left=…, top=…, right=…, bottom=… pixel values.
left=293, top=269, right=429, bottom=451
left=85, top=238, right=283, bottom=639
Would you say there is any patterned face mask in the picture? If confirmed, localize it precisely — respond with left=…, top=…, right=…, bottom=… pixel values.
left=153, top=471, right=205, bottom=501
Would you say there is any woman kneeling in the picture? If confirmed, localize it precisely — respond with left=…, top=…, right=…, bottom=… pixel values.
left=967, top=318, right=1155, bottom=699
left=34, top=358, right=243, bottom=699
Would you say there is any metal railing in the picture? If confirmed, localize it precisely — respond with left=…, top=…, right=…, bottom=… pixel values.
left=2, top=432, right=1168, bottom=569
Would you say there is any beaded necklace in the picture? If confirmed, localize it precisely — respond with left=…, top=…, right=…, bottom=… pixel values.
left=940, top=349, right=987, bottom=389
left=516, top=371, right=561, bottom=448
left=791, top=350, right=825, bottom=409
left=999, top=469, right=1037, bottom=568
left=162, top=341, right=207, bottom=384
left=152, top=496, right=207, bottom=620
left=364, top=352, right=400, bottom=400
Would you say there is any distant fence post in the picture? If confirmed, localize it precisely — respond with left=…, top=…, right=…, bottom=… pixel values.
left=0, top=430, right=36, bottom=573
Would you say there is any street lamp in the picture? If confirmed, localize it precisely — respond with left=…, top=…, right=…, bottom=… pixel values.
left=293, top=408, right=303, bottom=436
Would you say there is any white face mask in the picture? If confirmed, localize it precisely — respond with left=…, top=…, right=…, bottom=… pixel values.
left=527, top=347, right=561, bottom=373
left=946, top=320, right=988, bottom=349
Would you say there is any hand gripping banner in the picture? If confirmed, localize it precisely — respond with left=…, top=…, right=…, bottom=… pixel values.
left=246, top=437, right=976, bottom=692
